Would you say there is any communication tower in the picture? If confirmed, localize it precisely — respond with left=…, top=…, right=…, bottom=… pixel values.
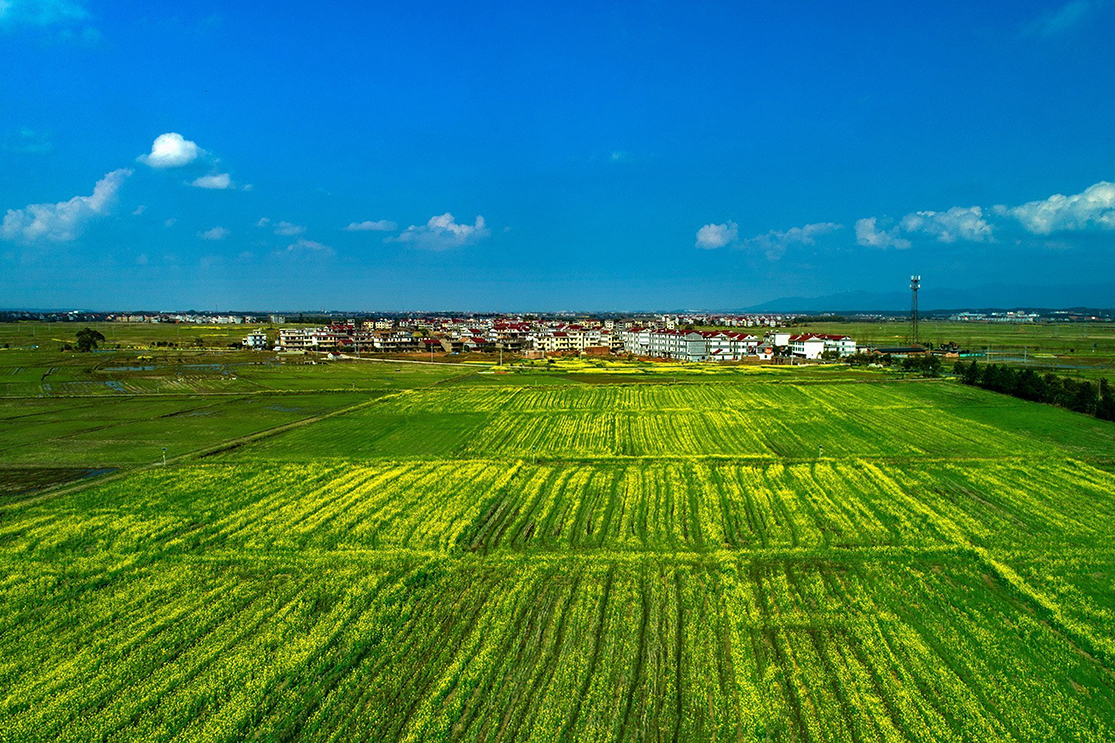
left=910, top=275, right=921, bottom=346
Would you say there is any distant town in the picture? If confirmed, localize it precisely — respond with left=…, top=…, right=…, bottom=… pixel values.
left=4, top=307, right=1111, bottom=364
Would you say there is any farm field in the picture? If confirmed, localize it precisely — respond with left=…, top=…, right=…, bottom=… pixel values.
left=787, top=320, right=1115, bottom=379
left=0, top=352, right=1113, bottom=739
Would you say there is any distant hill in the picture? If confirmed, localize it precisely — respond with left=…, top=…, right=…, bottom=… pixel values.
left=737, top=282, right=1115, bottom=313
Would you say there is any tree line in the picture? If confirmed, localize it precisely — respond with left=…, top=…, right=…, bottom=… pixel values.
left=954, top=360, right=1115, bottom=421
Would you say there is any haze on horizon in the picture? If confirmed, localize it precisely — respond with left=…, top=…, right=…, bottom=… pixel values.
left=2, top=0, right=1114, bottom=312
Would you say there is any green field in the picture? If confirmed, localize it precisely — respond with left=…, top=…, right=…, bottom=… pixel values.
left=1, top=326, right=1114, bottom=740
left=788, top=319, right=1115, bottom=379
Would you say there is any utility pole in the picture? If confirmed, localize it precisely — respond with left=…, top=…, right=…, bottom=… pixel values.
left=910, top=275, right=921, bottom=347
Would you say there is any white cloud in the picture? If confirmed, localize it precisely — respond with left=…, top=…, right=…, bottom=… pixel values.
left=258, top=217, right=308, bottom=236
left=744, top=222, right=842, bottom=259
left=695, top=220, right=841, bottom=257
left=1, top=168, right=130, bottom=243
left=273, top=221, right=306, bottom=236
left=392, top=213, right=490, bottom=250
left=345, top=219, right=397, bottom=232
left=899, top=206, right=992, bottom=243
left=165, top=218, right=177, bottom=227
left=139, top=133, right=204, bottom=168
left=132, top=205, right=146, bottom=216
left=190, top=172, right=234, bottom=190
left=695, top=221, right=738, bottom=249
left=1004, top=181, right=1115, bottom=234
left=199, top=226, right=229, bottom=241
left=855, top=217, right=911, bottom=249
left=285, top=237, right=334, bottom=256
left=0, top=0, right=88, bottom=28
left=1023, top=0, right=1106, bottom=37
left=2, top=128, right=53, bottom=154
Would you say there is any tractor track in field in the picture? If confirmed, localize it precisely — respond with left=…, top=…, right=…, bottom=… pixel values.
left=0, top=389, right=421, bottom=512
left=557, top=564, right=616, bottom=743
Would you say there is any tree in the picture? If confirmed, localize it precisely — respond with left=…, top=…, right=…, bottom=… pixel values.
left=75, top=327, right=106, bottom=353
left=901, top=354, right=941, bottom=377
left=1014, top=369, right=1048, bottom=402
left=962, top=360, right=981, bottom=386
left=1098, top=378, right=1115, bottom=422
left=1067, top=379, right=1099, bottom=416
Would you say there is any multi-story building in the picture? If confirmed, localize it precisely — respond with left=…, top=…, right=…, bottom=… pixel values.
left=352, top=331, right=418, bottom=353
left=788, top=334, right=856, bottom=359
left=646, top=330, right=708, bottom=362
left=705, top=332, right=760, bottom=361
left=242, top=331, right=269, bottom=349
left=529, top=325, right=606, bottom=354
left=277, top=327, right=340, bottom=351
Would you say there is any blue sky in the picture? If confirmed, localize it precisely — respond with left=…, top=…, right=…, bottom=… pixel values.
left=2, top=0, right=1114, bottom=311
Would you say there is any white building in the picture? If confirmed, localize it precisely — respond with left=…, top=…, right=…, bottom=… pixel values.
left=646, top=330, right=707, bottom=361
left=530, top=325, right=606, bottom=354
left=788, top=334, right=856, bottom=359
left=770, top=332, right=792, bottom=347
left=242, top=331, right=269, bottom=349
left=705, top=332, right=760, bottom=361
left=277, top=327, right=340, bottom=351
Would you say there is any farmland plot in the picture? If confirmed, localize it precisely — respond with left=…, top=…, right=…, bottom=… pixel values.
left=224, top=381, right=1077, bottom=462
left=1, top=376, right=1113, bottom=741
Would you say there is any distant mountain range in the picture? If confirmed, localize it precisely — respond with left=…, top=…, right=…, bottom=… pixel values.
left=735, top=282, right=1115, bottom=314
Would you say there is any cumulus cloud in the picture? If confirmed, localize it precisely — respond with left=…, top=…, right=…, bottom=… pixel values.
left=695, top=221, right=738, bottom=249
left=1002, top=181, right=1115, bottom=234
left=392, top=213, right=490, bottom=250
left=0, top=0, right=88, bottom=28
left=744, top=222, right=842, bottom=259
left=139, top=133, right=204, bottom=168
left=284, top=237, right=334, bottom=256
left=899, top=206, right=993, bottom=243
left=855, top=217, right=912, bottom=250
left=696, top=220, right=841, bottom=257
left=345, top=219, right=397, bottom=232
left=855, top=206, right=990, bottom=249
left=273, top=221, right=305, bottom=236
left=199, top=226, right=229, bottom=241
left=1023, top=0, right=1106, bottom=37
left=257, top=218, right=308, bottom=236
left=1, top=168, right=130, bottom=243
left=2, top=128, right=53, bottom=154
left=190, top=172, right=234, bottom=190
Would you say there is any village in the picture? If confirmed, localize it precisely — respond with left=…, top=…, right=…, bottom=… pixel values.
left=237, top=316, right=867, bottom=363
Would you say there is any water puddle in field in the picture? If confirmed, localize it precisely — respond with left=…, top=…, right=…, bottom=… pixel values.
left=103, top=366, right=157, bottom=372
left=0, top=467, right=117, bottom=498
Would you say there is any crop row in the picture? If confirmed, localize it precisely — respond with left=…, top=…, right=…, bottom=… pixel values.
left=0, top=553, right=1110, bottom=741
left=5, top=459, right=1113, bottom=559
left=382, top=380, right=1009, bottom=414
left=232, top=403, right=1058, bottom=462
